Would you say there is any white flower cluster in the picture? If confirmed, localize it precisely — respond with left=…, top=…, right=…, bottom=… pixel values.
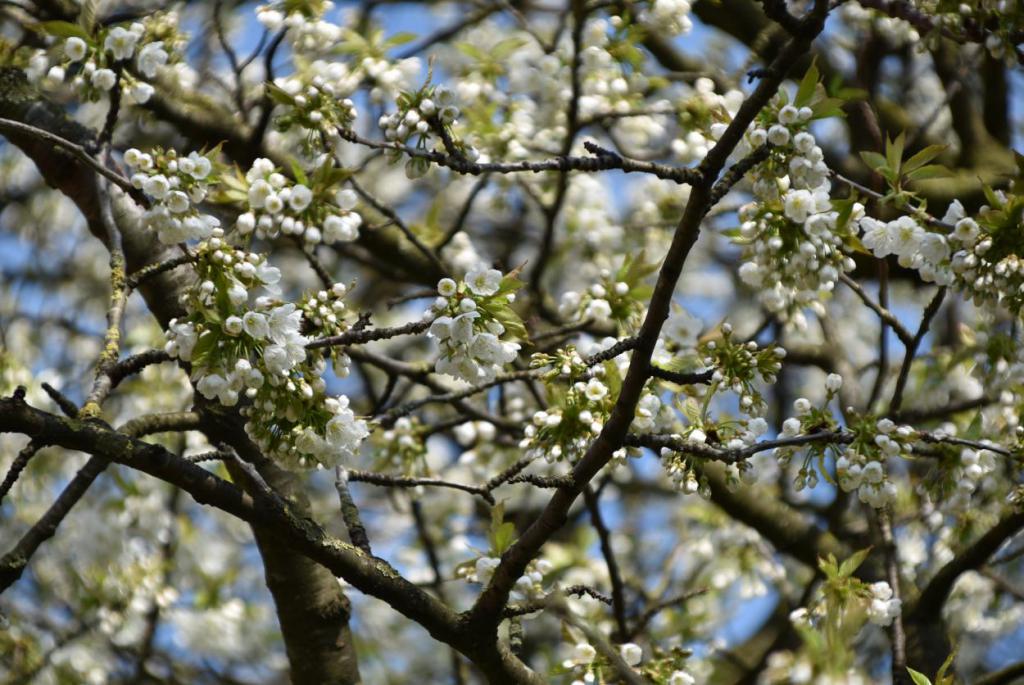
left=563, top=638, right=695, bottom=684
left=256, top=1, right=342, bottom=54
left=380, top=87, right=460, bottom=143
left=731, top=101, right=855, bottom=325
left=380, top=86, right=478, bottom=178
left=559, top=286, right=613, bottom=325
left=472, top=556, right=550, bottom=602
left=449, top=16, right=653, bottom=156
left=639, top=0, right=694, bottom=37
left=164, top=235, right=368, bottom=469
left=662, top=307, right=704, bottom=350
left=670, top=77, right=745, bottom=164
left=236, top=158, right=362, bottom=245
left=440, top=231, right=485, bottom=276
left=373, top=416, right=427, bottom=474
left=668, top=671, right=697, bottom=685
left=860, top=214, right=952, bottom=285
left=662, top=417, right=769, bottom=495
left=843, top=1, right=1016, bottom=65
left=558, top=260, right=651, bottom=329
left=360, top=55, right=423, bottom=103
left=34, top=19, right=170, bottom=103
left=298, top=282, right=350, bottom=340
left=521, top=343, right=656, bottom=465
left=522, top=373, right=612, bottom=464
left=700, top=328, right=786, bottom=416
left=951, top=445, right=999, bottom=503
left=565, top=641, right=598, bottom=671
left=943, top=199, right=1024, bottom=314
left=839, top=1, right=920, bottom=46
left=865, top=581, right=902, bottom=626
left=576, top=19, right=649, bottom=121
left=426, top=269, right=521, bottom=383
left=835, top=418, right=914, bottom=508
left=651, top=305, right=704, bottom=370
left=125, top=147, right=220, bottom=244
left=270, top=74, right=358, bottom=147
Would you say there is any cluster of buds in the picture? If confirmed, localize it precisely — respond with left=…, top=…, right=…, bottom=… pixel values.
left=381, top=85, right=459, bottom=142
left=256, top=0, right=342, bottom=53
left=34, top=16, right=173, bottom=103
left=380, top=85, right=478, bottom=178
left=522, top=347, right=618, bottom=464
left=125, top=147, right=221, bottom=244
left=232, top=158, right=363, bottom=245
left=465, top=556, right=551, bottom=603
left=560, top=638, right=669, bottom=683
left=297, top=283, right=353, bottom=378
left=834, top=418, right=914, bottom=508
left=371, top=417, right=427, bottom=474
left=865, top=581, right=902, bottom=626
left=699, top=324, right=785, bottom=416
left=268, top=76, right=358, bottom=153
left=944, top=197, right=1024, bottom=315
left=558, top=255, right=658, bottom=330
left=666, top=413, right=774, bottom=492
left=426, top=268, right=523, bottom=383
left=662, top=452, right=706, bottom=497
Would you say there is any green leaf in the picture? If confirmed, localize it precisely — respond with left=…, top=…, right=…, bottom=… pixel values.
left=859, top=151, right=888, bottom=173
left=844, top=233, right=872, bottom=256
left=963, top=411, right=983, bottom=441
left=384, top=31, right=418, bottom=49
left=818, top=553, right=839, bottom=578
left=903, top=144, right=947, bottom=173
left=935, top=647, right=957, bottom=685
left=492, top=307, right=527, bottom=342
left=78, top=0, right=98, bottom=33
left=492, top=522, right=516, bottom=554
left=907, top=668, right=932, bottom=685
left=495, top=275, right=525, bottom=297
left=837, top=547, right=872, bottom=578
left=681, top=397, right=701, bottom=424
left=617, top=249, right=659, bottom=286
left=885, top=132, right=906, bottom=175
left=491, top=37, right=526, bottom=60
left=905, top=165, right=951, bottom=182
left=265, top=82, right=296, bottom=106
left=794, top=59, right=819, bottom=109
left=488, top=501, right=517, bottom=554
left=32, top=20, right=91, bottom=39
left=810, top=97, right=847, bottom=120
left=456, top=42, right=486, bottom=61
left=982, top=184, right=1004, bottom=209
left=335, top=29, right=369, bottom=55
left=289, top=159, right=309, bottom=186
left=190, top=330, right=218, bottom=366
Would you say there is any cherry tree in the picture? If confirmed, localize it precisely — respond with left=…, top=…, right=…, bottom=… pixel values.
left=1, top=0, right=1024, bottom=683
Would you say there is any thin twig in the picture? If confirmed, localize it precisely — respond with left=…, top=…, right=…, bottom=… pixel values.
left=840, top=273, right=914, bottom=345
left=583, top=485, right=629, bottom=641
left=0, top=118, right=137, bottom=196
left=335, top=127, right=702, bottom=185
left=890, top=287, right=947, bottom=414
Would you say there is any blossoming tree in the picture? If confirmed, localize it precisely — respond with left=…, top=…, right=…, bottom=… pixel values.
left=1, top=0, right=1024, bottom=683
